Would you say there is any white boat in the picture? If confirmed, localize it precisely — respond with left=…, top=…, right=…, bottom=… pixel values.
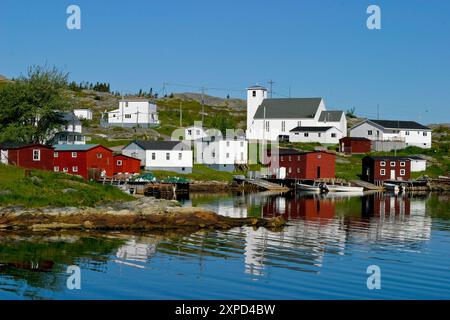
left=323, top=184, right=364, bottom=193
left=384, top=183, right=400, bottom=193
left=296, top=183, right=322, bottom=193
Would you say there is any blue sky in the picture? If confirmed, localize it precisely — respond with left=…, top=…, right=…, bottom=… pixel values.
left=1, top=0, right=449, bottom=123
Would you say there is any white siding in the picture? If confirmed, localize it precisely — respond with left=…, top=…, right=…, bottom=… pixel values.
left=289, top=127, right=344, bottom=144
left=145, top=150, right=193, bottom=170
left=73, top=109, right=93, bottom=120
left=107, top=101, right=159, bottom=126
left=195, top=139, right=248, bottom=165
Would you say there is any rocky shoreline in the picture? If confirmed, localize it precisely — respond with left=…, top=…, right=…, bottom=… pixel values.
left=0, top=197, right=286, bottom=232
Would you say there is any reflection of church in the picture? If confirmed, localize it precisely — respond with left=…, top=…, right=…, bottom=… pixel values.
left=116, top=238, right=157, bottom=263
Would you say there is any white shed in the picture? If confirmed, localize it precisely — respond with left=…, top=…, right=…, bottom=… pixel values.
left=408, top=156, right=427, bottom=172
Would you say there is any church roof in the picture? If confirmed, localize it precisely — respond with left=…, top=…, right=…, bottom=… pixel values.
left=319, top=110, right=344, bottom=122
left=253, top=98, right=323, bottom=119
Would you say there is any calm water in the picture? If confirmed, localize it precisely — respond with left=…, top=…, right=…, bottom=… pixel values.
left=0, top=192, right=449, bottom=300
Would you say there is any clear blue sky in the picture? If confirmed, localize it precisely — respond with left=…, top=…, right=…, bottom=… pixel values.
left=1, top=0, right=449, bottom=123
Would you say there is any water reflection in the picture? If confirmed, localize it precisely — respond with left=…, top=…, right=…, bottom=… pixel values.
left=0, top=192, right=448, bottom=299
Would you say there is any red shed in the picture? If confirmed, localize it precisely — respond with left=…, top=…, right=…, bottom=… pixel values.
left=113, top=154, right=141, bottom=174
left=362, top=156, right=411, bottom=184
left=339, top=137, right=372, bottom=154
left=268, top=148, right=336, bottom=180
left=6, top=144, right=55, bottom=171
left=53, top=144, right=114, bottom=179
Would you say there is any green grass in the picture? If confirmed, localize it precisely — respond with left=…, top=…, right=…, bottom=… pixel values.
left=88, top=137, right=132, bottom=147
left=335, top=154, right=365, bottom=181
left=0, top=164, right=133, bottom=208
left=150, top=164, right=242, bottom=182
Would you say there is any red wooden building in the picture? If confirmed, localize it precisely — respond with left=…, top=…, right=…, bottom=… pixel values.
left=53, top=144, right=114, bottom=179
left=268, top=148, right=336, bottom=180
left=113, top=154, right=141, bottom=174
left=362, top=156, right=411, bottom=184
left=5, top=143, right=55, bottom=171
left=339, top=137, right=372, bottom=154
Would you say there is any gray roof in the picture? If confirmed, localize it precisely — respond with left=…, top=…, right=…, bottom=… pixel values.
left=53, top=144, right=102, bottom=151
left=369, top=119, right=430, bottom=130
left=247, top=85, right=267, bottom=91
left=408, top=155, right=426, bottom=161
left=253, top=98, right=323, bottom=119
left=59, top=111, right=81, bottom=124
left=364, top=156, right=410, bottom=161
left=319, top=111, right=344, bottom=122
left=290, top=126, right=334, bottom=132
left=132, top=140, right=188, bottom=150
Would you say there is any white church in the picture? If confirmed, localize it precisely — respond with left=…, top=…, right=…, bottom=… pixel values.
left=245, top=85, right=347, bottom=143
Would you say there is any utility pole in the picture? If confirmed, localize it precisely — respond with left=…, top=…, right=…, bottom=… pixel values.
left=179, top=102, right=183, bottom=127
left=377, top=104, right=380, bottom=120
left=268, top=80, right=275, bottom=98
left=136, top=110, right=140, bottom=128
left=162, top=82, right=167, bottom=97
left=201, top=86, right=205, bottom=123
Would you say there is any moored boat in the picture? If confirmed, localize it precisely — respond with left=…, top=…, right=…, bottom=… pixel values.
left=323, top=184, right=364, bottom=193
left=296, top=183, right=322, bottom=193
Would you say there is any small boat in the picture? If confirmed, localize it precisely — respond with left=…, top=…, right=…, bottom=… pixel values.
left=323, top=184, right=364, bottom=193
left=297, top=183, right=322, bottom=193
left=384, top=183, right=400, bottom=193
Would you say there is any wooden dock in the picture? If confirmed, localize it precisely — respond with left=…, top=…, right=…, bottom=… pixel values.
left=234, top=177, right=289, bottom=192
left=350, top=180, right=384, bottom=191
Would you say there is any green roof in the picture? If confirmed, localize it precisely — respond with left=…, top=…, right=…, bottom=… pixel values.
left=253, top=98, right=323, bottom=119
left=53, top=144, right=100, bottom=151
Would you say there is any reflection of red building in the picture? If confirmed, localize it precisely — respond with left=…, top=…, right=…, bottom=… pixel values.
left=263, top=196, right=335, bottom=222
left=268, top=148, right=336, bottom=180
left=362, top=193, right=410, bottom=216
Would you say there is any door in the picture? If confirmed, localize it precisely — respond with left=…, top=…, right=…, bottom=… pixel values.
left=390, top=170, right=396, bottom=180
left=317, top=166, right=321, bottom=179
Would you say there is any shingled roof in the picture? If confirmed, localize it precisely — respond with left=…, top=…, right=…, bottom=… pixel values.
left=132, top=140, right=188, bottom=150
left=253, top=98, right=323, bottom=119
left=369, top=119, right=430, bottom=130
left=319, top=111, right=344, bottom=122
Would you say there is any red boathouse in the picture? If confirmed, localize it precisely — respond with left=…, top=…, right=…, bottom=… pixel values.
left=113, top=154, right=141, bottom=174
left=362, top=156, right=411, bottom=184
left=5, top=143, right=55, bottom=171
left=339, top=137, right=372, bottom=154
left=268, top=148, right=336, bottom=180
left=53, top=144, right=114, bottom=179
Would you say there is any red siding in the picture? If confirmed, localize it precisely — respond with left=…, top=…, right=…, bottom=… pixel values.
left=271, top=151, right=335, bottom=180
left=53, top=146, right=114, bottom=179
left=362, top=157, right=411, bottom=183
left=8, top=144, right=54, bottom=171
left=339, top=137, right=371, bottom=154
left=113, top=155, right=141, bottom=174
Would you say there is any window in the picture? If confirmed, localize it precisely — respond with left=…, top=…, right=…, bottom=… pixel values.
left=97, top=153, right=103, bottom=159
left=390, top=161, right=396, bottom=167
left=240, top=152, right=244, bottom=161
left=281, top=121, right=286, bottom=132
left=72, top=152, right=77, bottom=158
left=226, top=153, right=230, bottom=159
left=288, top=156, right=292, bottom=161
left=331, top=133, right=336, bottom=138
left=265, top=121, right=270, bottom=132
left=380, top=169, right=386, bottom=176
left=125, top=102, right=128, bottom=107
left=317, top=154, right=322, bottom=159
left=288, top=167, right=292, bottom=173
left=63, top=167, right=69, bottom=173
left=54, top=166, right=59, bottom=172
left=212, top=152, right=215, bottom=158
left=152, top=152, right=156, bottom=160
left=393, top=130, right=399, bottom=134
left=400, top=161, right=406, bottom=167
left=423, top=132, right=428, bottom=136
left=297, top=156, right=300, bottom=161
left=304, top=133, right=309, bottom=137
left=117, top=160, right=123, bottom=166
left=380, top=161, right=386, bottom=167
left=178, top=153, right=182, bottom=160
left=252, top=90, right=256, bottom=97
left=187, top=129, right=192, bottom=136
left=368, top=130, right=373, bottom=136
left=166, top=153, right=170, bottom=160
left=226, top=141, right=230, bottom=147
left=125, top=114, right=132, bottom=119
left=32, top=149, right=41, bottom=161
left=54, top=152, right=59, bottom=158
left=297, top=121, right=301, bottom=127
left=280, top=156, right=284, bottom=161
left=318, top=133, right=322, bottom=138
left=400, top=169, right=406, bottom=176
left=196, top=130, right=200, bottom=135
left=240, top=141, right=244, bottom=147
left=297, top=168, right=300, bottom=173
left=405, top=131, right=410, bottom=136
left=72, top=166, right=78, bottom=173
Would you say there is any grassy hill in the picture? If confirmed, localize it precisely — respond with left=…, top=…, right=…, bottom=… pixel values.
left=0, top=164, right=133, bottom=207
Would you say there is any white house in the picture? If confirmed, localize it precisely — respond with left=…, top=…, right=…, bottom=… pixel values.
left=289, top=126, right=344, bottom=144
left=73, top=109, right=93, bottom=120
left=60, top=111, right=82, bottom=133
left=245, top=85, right=347, bottom=142
left=47, top=112, right=85, bottom=145
left=349, top=119, right=432, bottom=149
left=184, top=125, right=207, bottom=141
left=102, top=98, right=160, bottom=128
left=408, top=156, right=427, bottom=172
left=195, top=135, right=248, bottom=172
left=122, top=140, right=192, bottom=174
